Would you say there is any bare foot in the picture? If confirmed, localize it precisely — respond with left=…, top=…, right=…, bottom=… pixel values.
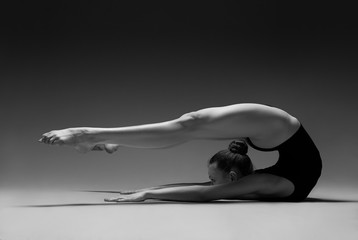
left=38, top=128, right=96, bottom=153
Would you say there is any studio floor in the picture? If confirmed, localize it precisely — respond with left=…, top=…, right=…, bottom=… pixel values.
left=0, top=187, right=357, bottom=240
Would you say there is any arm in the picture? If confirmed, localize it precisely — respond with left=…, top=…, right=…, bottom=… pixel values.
left=119, top=182, right=212, bottom=194
left=106, top=174, right=294, bottom=202
left=149, top=181, right=212, bottom=189
left=40, top=103, right=288, bottom=151
left=147, top=174, right=294, bottom=202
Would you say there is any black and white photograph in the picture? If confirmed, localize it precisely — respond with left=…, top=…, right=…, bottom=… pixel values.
left=1, top=1, right=357, bottom=239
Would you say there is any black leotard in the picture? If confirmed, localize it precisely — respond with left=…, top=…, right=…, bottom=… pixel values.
left=246, top=124, right=322, bottom=202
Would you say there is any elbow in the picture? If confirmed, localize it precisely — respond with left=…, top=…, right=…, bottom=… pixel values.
left=178, top=112, right=200, bottom=128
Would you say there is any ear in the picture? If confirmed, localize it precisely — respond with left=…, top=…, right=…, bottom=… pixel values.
left=229, top=171, right=239, bottom=182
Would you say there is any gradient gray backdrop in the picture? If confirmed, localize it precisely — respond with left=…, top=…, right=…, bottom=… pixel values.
left=1, top=1, right=357, bottom=193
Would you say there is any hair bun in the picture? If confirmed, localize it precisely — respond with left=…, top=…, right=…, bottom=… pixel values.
left=228, top=140, right=248, bottom=155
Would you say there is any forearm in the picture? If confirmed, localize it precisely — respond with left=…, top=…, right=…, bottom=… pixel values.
left=107, top=175, right=272, bottom=203
left=144, top=182, right=211, bottom=191
left=145, top=185, right=213, bottom=202
left=143, top=178, right=261, bottom=202
left=124, top=182, right=211, bottom=193
left=158, top=182, right=211, bottom=187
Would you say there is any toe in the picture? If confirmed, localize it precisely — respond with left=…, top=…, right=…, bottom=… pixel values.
left=49, top=137, right=58, bottom=145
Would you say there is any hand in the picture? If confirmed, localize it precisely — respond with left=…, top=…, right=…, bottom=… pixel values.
left=116, top=189, right=139, bottom=195
left=104, top=192, right=147, bottom=203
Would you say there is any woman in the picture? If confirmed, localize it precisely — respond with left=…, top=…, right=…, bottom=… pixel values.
left=39, top=103, right=322, bottom=202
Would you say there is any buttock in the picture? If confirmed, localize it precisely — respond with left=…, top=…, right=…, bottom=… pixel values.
left=255, top=152, right=322, bottom=201
left=251, top=124, right=323, bottom=201
left=281, top=158, right=321, bottom=201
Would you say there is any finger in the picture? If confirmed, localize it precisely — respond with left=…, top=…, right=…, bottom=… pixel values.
left=104, top=198, right=122, bottom=202
left=118, top=191, right=135, bottom=195
left=108, top=198, right=131, bottom=202
left=114, top=199, right=129, bottom=202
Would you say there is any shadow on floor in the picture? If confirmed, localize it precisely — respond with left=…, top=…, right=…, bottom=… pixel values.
left=15, top=200, right=249, bottom=208
left=80, top=190, right=358, bottom=203
left=303, top=197, right=358, bottom=203
left=13, top=195, right=358, bottom=208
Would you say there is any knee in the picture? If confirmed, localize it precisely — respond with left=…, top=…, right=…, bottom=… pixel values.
left=178, top=112, right=202, bottom=129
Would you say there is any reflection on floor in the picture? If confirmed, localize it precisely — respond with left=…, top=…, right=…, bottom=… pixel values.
left=0, top=187, right=357, bottom=240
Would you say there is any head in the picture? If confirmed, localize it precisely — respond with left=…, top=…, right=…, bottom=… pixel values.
left=208, top=140, right=254, bottom=185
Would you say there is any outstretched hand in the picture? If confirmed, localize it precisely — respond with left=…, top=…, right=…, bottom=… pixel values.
left=104, top=192, right=147, bottom=203
left=116, top=190, right=139, bottom=195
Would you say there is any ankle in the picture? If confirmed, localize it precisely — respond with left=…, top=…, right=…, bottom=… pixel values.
left=81, top=127, right=102, bottom=145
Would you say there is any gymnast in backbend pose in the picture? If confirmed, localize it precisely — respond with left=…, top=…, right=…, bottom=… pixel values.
left=39, top=103, right=322, bottom=202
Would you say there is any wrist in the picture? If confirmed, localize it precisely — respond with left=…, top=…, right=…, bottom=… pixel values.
left=143, top=190, right=154, bottom=200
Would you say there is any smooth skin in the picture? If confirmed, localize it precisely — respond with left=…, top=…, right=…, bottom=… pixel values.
left=39, top=103, right=300, bottom=202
